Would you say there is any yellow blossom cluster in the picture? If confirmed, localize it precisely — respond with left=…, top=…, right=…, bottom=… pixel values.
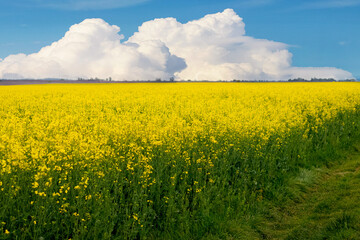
left=1, top=82, right=360, bottom=238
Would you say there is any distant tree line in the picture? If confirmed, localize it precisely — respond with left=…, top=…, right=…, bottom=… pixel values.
left=77, top=77, right=176, bottom=82
left=288, top=78, right=337, bottom=82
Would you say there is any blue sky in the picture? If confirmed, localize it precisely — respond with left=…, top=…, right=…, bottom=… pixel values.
left=0, top=0, right=359, bottom=78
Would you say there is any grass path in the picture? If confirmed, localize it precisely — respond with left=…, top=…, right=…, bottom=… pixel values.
left=208, top=145, right=360, bottom=240
left=257, top=145, right=360, bottom=239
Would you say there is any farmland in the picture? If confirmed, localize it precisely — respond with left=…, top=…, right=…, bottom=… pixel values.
left=1, top=83, right=360, bottom=239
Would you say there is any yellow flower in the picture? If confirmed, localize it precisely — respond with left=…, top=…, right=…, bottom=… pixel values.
left=32, top=182, right=39, bottom=188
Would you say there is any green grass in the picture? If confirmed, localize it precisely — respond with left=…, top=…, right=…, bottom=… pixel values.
left=208, top=144, right=360, bottom=239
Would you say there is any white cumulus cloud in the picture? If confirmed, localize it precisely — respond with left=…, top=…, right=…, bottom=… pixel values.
left=129, top=9, right=353, bottom=80
left=0, top=9, right=354, bottom=81
left=0, top=19, right=186, bottom=80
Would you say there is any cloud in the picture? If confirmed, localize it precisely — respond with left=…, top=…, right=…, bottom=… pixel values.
left=15, top=0, right=150, bottom=10
left=239, top=0, right=276, bottom=7
left=0, top=19, right=186, bottom=80
left=0, top=9, right=354, bottom=80
left=301, top=0, right=360, bottom=9
left=339, top=41, right=347, bottom=46
left=129, top=9, right=353, bottom=80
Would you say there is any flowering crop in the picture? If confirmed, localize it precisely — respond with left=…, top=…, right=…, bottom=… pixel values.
left=1, top=83, right=360, bottom=239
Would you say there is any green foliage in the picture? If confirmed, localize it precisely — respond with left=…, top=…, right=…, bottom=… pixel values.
left=1, top=83, right=360, bottom=239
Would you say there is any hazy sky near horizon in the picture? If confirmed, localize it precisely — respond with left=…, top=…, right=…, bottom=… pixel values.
left=0, top=0, right=359, bottom=78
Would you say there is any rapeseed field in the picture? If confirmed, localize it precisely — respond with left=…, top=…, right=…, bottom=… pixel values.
left=1, top=83, right=360, bottom=239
